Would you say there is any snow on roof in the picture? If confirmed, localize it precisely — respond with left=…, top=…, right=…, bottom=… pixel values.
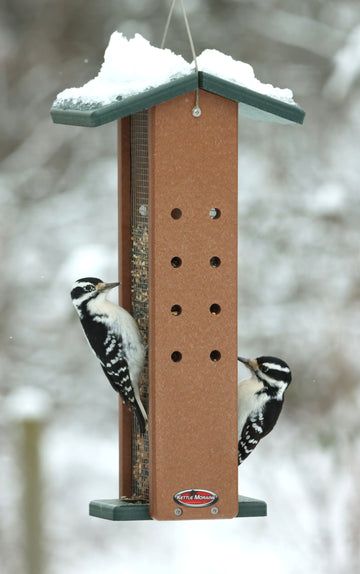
left=54, top=32, right=296, bottom=108
left=56, top=33, right=193, bottom=106
left=197, top=49, right=294, bottom=104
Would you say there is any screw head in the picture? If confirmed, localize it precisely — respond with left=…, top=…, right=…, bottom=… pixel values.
left=174, top=508, right=183, bottom=516
left=211, top=506, right=219, bottom=515
left=192, top=106, right=202, bottom=118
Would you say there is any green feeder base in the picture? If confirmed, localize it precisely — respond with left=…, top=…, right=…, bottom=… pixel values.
left=89, top=495, right=267, bottom=521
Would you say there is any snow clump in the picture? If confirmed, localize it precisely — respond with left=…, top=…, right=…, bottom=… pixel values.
left=55, top=32, right=295, bottom=107
left=56, top=32, right=193, bottom=106
left=196, top=49, right=294, bottom=104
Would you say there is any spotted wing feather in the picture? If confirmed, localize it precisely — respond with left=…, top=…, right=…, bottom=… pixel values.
left=238, top=398, right=282, bottom=465
left=99, top=332, right=136, bottom=406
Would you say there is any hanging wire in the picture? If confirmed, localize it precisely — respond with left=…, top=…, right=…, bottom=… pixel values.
left=161, top=0, right=201, bottom=117
left=180, top=0, right=198, bottom=73
left=161, top=0, right=177, bottom=49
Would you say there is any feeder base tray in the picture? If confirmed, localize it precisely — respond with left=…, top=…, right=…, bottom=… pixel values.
left=89, top=495, right=267, bottom=521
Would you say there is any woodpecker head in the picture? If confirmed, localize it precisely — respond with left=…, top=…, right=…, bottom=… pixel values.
left=238, top=355, right=292, bottom=392
left=70, top=277, right=119, bottom=309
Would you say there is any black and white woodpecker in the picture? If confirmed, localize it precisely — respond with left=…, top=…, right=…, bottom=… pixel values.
left=237, top=356, right=292, bottom=464
left=70, top=277, right=147, bottom=433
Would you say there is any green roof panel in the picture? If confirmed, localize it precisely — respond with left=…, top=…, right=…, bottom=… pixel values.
left=51, top=72, right=305, bottom=127
left=51, top=74, right=198, bottom=127
left=199, top=72, right=305, bottom=125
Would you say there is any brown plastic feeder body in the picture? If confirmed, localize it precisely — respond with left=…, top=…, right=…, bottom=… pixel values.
left=119, top=90, right=239, bottom=520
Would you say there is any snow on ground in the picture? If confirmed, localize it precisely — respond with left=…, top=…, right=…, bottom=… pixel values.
left=5, top=386, right=52, bottom=421
left=54, top=32, right=295, bottom=107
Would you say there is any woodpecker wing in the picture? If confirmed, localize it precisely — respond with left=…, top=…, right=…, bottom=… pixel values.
left=238, top=398, right=283, bottom=465
left=99, top=332, right=136, bottom=404
left=100, top=331, right=147, bottom=434
left=81, top=319, right=135, bottom=403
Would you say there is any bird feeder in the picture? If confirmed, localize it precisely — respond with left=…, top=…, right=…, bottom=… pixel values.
left=51, top=40, right=304, bottom=521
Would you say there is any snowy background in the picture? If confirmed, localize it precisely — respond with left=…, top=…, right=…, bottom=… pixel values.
left=1, top=1, right=360, bottom=573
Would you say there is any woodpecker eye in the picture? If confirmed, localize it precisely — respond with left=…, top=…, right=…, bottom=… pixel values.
left=262, top=366, right=269, bottom=373
left=84, top=285, right=95, bottom=292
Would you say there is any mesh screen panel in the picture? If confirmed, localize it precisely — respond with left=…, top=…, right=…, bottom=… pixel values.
left=130, top=111, right=149, bottom=499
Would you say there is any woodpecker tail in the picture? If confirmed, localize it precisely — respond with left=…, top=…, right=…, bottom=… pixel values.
left=133, top=396, right=148, bottom=435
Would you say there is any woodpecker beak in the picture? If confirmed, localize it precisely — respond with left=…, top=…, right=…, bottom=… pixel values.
left=238, top=356, right=258, bottom=372
left=96, top=281, right=120, bottom=292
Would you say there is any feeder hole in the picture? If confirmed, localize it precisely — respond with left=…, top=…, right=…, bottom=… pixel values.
left=171, top=305, right=182, bottom=316
left=171, top=208, right=182, bottom=220
left=171, top=351, right=182, bottom=362
left=210, top=350, right=221, bottom=362
left=210, top=256, right=221, bottom=268
left=210, top=303, right=221, bottom=315
left=171, top=257, right=182, bottom=268
left=209, top=208, right=221, bottom=220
